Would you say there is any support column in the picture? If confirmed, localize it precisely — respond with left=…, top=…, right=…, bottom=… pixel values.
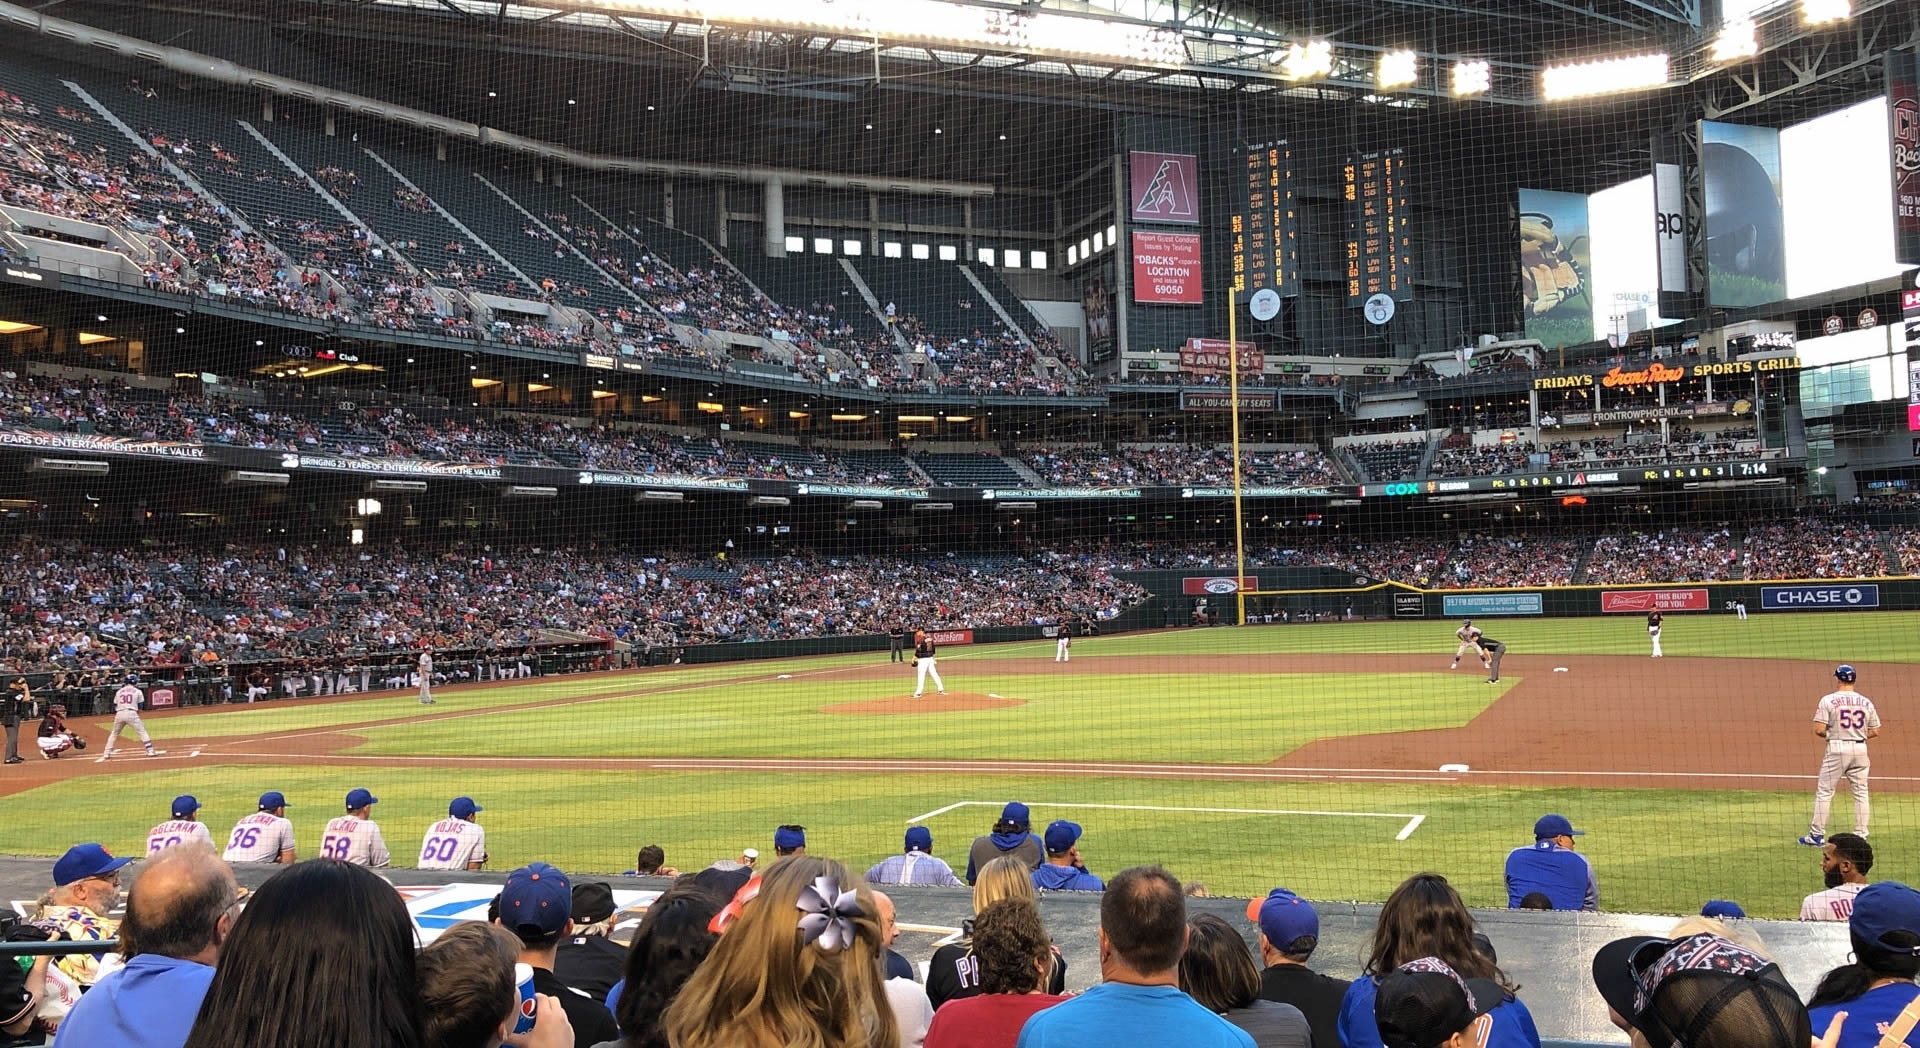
left=262, top=98, right=274, bottom=123
left=715, top=185, right=729, bottom=248
left=763, top=178, right=787, bottom=258
left=323, top=115, right=335, bottom=137
left=1110, top=156, right=1130, bottom=359
left=664, top=181, right=675, bottom=229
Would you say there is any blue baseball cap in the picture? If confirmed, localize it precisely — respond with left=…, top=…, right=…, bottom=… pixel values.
left=54, top=843, right=132, bottom=886
left=1043, top=820, right=1082, bottom=854
left=258, top=791, right=289, bottom=811
left=1851, top=882, right=1920, bottom=955
left=501, top=863, right=573, bottom=937
left=450, top=797, right=483, bottom=818
left=904, top=826, right=933, bottom=853
left=1534, top=814, right=1584, bottom=839
left=774, top=826, right=806, bottom=850
left=1700, top=900, right=1746, bottom=919
left=171, top=795, right=201, bottom=819
left=1001, top=802, right=1031, bottom=825
left=1837, top=665, right=1857, bottom=683
left=1249, top=888, right=1320, bottom=952
left=345, top=788, right=378, bottom=811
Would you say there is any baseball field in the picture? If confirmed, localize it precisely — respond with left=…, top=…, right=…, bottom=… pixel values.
left=2, top=611, right=1914, bottom=918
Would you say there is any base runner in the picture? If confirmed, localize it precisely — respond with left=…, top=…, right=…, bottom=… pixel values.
left=101, top=673, right=160, bottom=760
left=1801, top=665, right=1878, bottom=846
left=1450, top=620, right=1488, bottom=671
left=1648, top=609, right=1664, bottom=658
left=912, top=630, right=946, bottom=698
left=418, top=796, right=489, bottom=870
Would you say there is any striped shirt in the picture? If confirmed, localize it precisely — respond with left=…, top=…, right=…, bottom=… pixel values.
left=866, top=850, right=963, bottom=887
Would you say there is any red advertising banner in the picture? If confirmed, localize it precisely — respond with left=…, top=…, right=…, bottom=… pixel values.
left=148, top=687, right=178, bottom=709
left=1890, top=48, right=1920, bottom=265
left=1132, top=232, right=1203, bottom=304
left=1129, top=151, right=1200, bottom=224
left=1180, top=339, right=1263, bottom=374
left=1182, top=576, right=1260, bottom=596
left=925, top=629, right=974, bottom=646
left=1600, top=589, right=1710, bottom=613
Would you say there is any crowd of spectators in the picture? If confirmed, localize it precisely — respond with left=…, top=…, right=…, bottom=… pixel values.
left=1584, top=526, right=1743, bottom=584
left=1016, top=445, right=1341, bottom=489
left=1742, top=518, right=1888, bottom=581
left=1428, top=435, right=1537, bottom=479
left=1442, top=533, right=1591, bottom=588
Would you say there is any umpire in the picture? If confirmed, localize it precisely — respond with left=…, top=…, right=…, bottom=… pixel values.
left=1481, top=636, right=1508, bottom=684
left=889, top=625, right=906, bottom=663
left=2, top=675, right=29, bottom=765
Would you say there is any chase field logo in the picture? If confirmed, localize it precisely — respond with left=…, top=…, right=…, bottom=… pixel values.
left=1129, top=152, right=1199, bottom=224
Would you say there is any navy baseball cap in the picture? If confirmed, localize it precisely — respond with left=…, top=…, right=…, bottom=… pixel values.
left=171, top=795, right=201, bottom=819
left=1248, top=888, right=1320, bottom=951
left=1534, top=814, right=1584, bottom=839
left=258, top=791, right=289, bottom=811
left=450, top=797, right=482, bottom=818
left=1851, top=882, right=1920, bottom=954
left=1700, top=900, right=1746, bottom=919
left=1043, top=820, right=1082, bottom=853
left=501, top=863, right=573, bottom=937
left=904, top=826, right=933, bottom=853
left=1836, top=665, right=1857, bottom=682
left=1001, top=801, right=1030, bottom=824
left=54, top=843, right=132, bottom=886
left=345, top=788, right=378, bottom=811
left=773, top=826, right=806, bottom=850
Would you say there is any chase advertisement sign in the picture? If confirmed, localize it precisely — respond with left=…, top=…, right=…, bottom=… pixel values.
left=1760, top=584, right=1880, bottom=610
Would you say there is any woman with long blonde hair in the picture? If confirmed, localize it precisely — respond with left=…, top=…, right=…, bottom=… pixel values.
left=927, top=857, right=1068, bottom=1008
left=663, top=855, right=899, bottom=1048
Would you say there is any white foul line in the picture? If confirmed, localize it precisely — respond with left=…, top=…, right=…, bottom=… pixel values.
left=1396, top=814, right=1427, bottom=841
left=905, top=800, right=1426, bottom=839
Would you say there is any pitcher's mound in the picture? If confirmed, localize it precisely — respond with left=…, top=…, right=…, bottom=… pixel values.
left=822, top=692, right=1026, bottom=715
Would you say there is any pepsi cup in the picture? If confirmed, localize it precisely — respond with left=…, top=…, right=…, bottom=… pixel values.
left=512, top=962, right=538, bottom=1036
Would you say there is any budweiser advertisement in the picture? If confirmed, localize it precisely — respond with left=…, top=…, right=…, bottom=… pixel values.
left=1182, top=576, right=1260, bottom=596
left=1600, top=589, right=1709, bottom=613
left=1180, top=339, right=1263, bottom=375
left=1132, top=231, right=1203, bottom=304
left=924, top=629, right=974, bottom=646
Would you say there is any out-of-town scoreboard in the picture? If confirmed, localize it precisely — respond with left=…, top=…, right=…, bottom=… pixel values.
left=1344, top=147, right=1412, bottom=304
left=1232, top=139, right=1297, bottom=296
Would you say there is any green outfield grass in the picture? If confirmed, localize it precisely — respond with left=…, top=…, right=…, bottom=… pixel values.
left=3, top=764, right=1913, bottom=918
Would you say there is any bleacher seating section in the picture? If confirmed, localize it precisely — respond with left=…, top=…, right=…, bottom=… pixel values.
left=1349, top=441, right=1427, bottom=482
left=915, top=453, right=1027, bottom=487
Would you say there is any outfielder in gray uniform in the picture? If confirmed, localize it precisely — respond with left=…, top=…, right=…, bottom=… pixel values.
left=1801, top=664, right=1879, bottom=846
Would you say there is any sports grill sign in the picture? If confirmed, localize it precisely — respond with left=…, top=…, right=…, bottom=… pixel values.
left=1601, top=588, right=1709, bottom=613
left=1183, top=576, right=1258, bottom=596
left=1760, top=585, right=1880, bottom=610
left=1129, top=151, right=1200, bottom=224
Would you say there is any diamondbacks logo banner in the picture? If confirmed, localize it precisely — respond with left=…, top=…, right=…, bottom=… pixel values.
left=1129, top=151, right=1200, bottom=224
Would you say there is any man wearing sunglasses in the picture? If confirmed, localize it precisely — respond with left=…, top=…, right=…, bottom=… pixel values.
left=39, top=843, right=131, bottom=992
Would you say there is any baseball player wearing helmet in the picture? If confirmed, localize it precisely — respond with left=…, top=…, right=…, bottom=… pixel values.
left=1801, top=665, right=1879, bottom=846
left=101, top=673, right=159, bottom=760
left=1450, top=620, right=1489, bottom=671
left=912, top=631, right=946, bottom=698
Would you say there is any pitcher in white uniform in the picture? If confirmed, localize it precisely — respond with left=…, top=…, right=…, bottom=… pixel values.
left=223, top=790, right=297, bottom=864
left=418, top=796, right=489, bottom=870
left=101, top=673, right=158, bottom=760
left=1801, top=665, right=1879, bottom=846
left=320, top=787, right=391, bottom=866
left=146, top=794, right=215, bottom=855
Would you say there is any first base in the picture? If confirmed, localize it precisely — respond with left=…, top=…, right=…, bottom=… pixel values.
left=1439, top=763, right=1470, bottom=773
left=1553, top=667, right=1569, bottom=673
left=776, top=674, right=793, bottom=679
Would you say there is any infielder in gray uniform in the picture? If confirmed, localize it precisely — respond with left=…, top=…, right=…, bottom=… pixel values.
left=1801, top=664, right=1879, bottom=846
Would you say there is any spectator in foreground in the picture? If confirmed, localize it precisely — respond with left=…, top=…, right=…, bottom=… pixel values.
left=1338, top=874, right=1540, bottom=1048
left=929, top=856, right=1068, bottom=1009
left=1593, top=932, right=1815, bottom=1048
left=661, top=855, right=899, bottom=1048
left=1803, top=833, right=1874, bottom=921
left=1017, top=865, right=1252, bottom=1048
left=1503, top=815, right=1596, bottom=911
left=1179, top=913, right=1311, bottom=1048
left=773, top=825, right=807, bottom=857
left=872, top=888, right=919, bottom=980
left=493, top=863, right=619, bottom=1048
left=38, top=843, right=132, bottom=992
left=1699, top=901, right=1745, bottom=920
left=623, top=845, right=677, bottom=877
left=53, top=843, right=238, bottom=1048
left=418, top=920, right=574, bottom=1048
left=1515, top=893, right=1552, bottom=911
left=873, top=890, right=934, bottom=1046
left=555, top=882, right=627, bottom=1004
left=1031, top=821, right=1104, bottom=892
left=924, top=898, right=1067, bottom=1048
left=600, top=885, right=721, bottom=1048
left=180, top=859, right=423, bottom=1048
left=1250, top=888, right=1349, bottom=1048
left=869, top=826, right=963, bottom=887
left=1373, top=958, right=1503, bottom=1048
left=966, top=803, right=1043, bottom=884
left=1806, top=882, right=1920, bottom=1048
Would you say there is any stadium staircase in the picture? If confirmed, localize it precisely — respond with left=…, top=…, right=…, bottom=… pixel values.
left=854, top=257, right=982, bottom=337
left=1881, top=532, right=1906, bottom=575
left=966, top=264, right=1053, bottom=339
left=1567, top=539, right=1601, bottom=584
left=958, top=265, right=1035, bottom=349
left=836, top=258, right=911, bottom=352
left=1414, top=433, right=1442, bottom=478
left=472, top=173, right=646, bottom=318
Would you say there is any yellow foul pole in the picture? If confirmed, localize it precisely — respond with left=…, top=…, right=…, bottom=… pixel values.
left=1228, top=289, right=1248, bottom=627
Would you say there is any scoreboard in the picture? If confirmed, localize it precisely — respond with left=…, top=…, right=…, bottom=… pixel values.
left=1343, top=148, right=1413, bottom=305
left=1232, top=139, right=1298, bottom=296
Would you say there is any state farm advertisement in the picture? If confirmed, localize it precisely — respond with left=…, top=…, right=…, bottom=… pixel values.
left=1600, top=589, right=1709, bottom=613
left=1182, top=576, right=1260, bottom=596
left=1132, top=231, right=1203, bottom=304
left=924, top=629, right=974, bottom=646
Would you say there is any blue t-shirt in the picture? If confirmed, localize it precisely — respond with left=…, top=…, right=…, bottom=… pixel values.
left=53, top=953, right=216, bottom=1048
left=1338, top=974, right=1541, bottom=1048
left=1809, top=981, right=1920, bottom=1048
left=1017, top=982, right=1255, bottom=1048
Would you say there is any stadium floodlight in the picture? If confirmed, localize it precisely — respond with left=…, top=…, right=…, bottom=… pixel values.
left=1541, top=53, right=1669, bottom=101
left=1377, top=50, right=1418, bottom=89
left=1280, top=40, right=1333, bottom=81
left=1451, top=59, right=1491, bottom=96
left=1711, top=19, right=1757, bottom=62
left=1802, top=0, right=1849, bottom=23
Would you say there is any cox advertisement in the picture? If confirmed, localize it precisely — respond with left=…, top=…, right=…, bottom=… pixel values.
left=1183, top=576, right=1259, bottom=596
left=1760, top=585, right=1880, bottom=610
left=1601, top=589, right=1709, bottom=613
left=1441, top=593, right=1544, bottom=617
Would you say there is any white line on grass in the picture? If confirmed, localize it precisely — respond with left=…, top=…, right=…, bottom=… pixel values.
left=904, top=800, right=1427, bottom=840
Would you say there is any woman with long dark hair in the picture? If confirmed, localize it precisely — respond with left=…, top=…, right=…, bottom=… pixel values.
left=1807, top=882, right=1920, bottom=1048
left=592, top=884, right=722, bottom=1048
left=182, top=860, right=423, bottom=1048
left=1337, top=873, right=1540, bottom=1048
left=1178, top=913, right=1311, bottom=1048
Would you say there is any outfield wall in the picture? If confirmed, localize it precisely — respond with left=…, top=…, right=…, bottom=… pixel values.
left=671, top=600, right=1164, bottom=664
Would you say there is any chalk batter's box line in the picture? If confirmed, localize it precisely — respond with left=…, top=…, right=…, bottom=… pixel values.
left=905, top=800, right=1426, bottom=841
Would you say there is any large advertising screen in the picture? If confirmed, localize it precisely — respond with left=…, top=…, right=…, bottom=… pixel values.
left=1890, top=48, right=1920, bottom=265
left=1782, top=97, right=1906, bottom=298
left=1702, top=120, right=1785, bottom=308
left=1519, top=189, right=1592, bottom=347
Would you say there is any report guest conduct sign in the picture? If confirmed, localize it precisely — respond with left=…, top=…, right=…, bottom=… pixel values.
left=1132, top=231, right=1203, bottom=304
